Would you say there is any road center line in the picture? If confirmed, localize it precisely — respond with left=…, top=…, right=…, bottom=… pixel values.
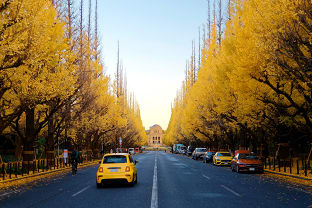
left=150, top=152, right=158, bottom=208
left=202, top=174, right=211, bottom=180
left=72, top=185, right=90, bottom=197
left=220, top=185, right=241, bottom=197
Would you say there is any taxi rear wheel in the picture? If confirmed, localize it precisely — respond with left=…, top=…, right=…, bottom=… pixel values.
left=129, top=174, right=136, bottom=187
left=96, top=182, right=102, bottom=188
left=134, top=173, right=138, bottom=184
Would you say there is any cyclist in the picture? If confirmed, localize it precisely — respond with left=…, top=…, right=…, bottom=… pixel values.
left=71, top=149, right=79, bottom=175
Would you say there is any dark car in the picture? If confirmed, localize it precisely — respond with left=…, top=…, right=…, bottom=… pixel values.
left=231, top=153, right=264, bottom=173
left=192, top=148, right=207, bottom=160
left=187, top=146, right=195, bottom=156
left=203, top=151, right=216, bottom=163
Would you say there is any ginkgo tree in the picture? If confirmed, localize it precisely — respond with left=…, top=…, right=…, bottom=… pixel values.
left=0, top=0, right=147, bottom=162
left=165, top=0, right=312, bottom=156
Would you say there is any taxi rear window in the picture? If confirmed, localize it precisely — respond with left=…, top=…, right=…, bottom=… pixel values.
left=103, top=155, right=127, bottom=163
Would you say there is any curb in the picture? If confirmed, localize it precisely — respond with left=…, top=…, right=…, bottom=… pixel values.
left=264, top=169, right=312, bottom=181
left=0, top=160, right=100, bottom=184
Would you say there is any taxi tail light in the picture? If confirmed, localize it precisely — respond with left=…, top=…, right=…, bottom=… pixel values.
left=99, top=167, right=103, bottom=173
left=125, top=166, right=130, bottom=172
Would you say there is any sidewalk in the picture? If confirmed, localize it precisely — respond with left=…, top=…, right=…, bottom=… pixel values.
left=0, top=160, right=99, bottom=189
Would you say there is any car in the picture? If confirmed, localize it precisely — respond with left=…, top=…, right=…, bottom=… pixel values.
left=213, top=152, right=232, bottom=165
left=203, top=151, right=216, bottom=163
left=231, top=153, right=264, bottom=173
left=192, top=148, right=207, bottom=160
left=234, top=149, right=251, bottom=156
left=128, top=148, right=135, bottom=155
left=187, top=146, right=195, bottom=156
left=96, top=153, right=138, bottom=188
left=178, top=146, right=187, bottom=154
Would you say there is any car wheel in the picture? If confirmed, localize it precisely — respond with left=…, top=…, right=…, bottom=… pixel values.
left=231, top=165, right=235, bottom=172
left=129, top=174, right=136, bottom=187
left=135, top=173, right=138, bottom=184
left=96, top=182, right=102, bottom=188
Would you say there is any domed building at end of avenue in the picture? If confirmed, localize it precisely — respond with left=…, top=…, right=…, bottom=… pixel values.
left=146, top=124, right=164, bottom=147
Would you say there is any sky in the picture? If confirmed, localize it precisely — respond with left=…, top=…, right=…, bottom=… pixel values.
left=96, top=0, right=208, bottom=130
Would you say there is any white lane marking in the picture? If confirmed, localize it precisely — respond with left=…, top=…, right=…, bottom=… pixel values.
left=72, top=185, right=90, bottom=197
left=220, top=185, right=241, bottom=197
left=202, top=174, right=211, bottom=180
left=0, top=191, right=18, bottom=197
left=150, top=152, right=158, bottom=208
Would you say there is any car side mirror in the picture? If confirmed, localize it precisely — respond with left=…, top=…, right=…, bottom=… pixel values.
left=135, top=160, right=138, bottom=164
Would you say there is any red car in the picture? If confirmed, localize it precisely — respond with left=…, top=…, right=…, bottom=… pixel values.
left=231, top=153, right=264, bottom=173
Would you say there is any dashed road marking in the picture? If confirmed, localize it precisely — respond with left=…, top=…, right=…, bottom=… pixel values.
left=220, top=185, right=241, bottom=197
left=202, top=174, right=211, bottom=180
left=150, top=152, right=158, bottom=208
left=72, top=185, right=90, bottom=197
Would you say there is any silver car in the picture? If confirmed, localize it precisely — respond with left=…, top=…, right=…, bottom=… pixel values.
left=192, top=148, right=207, bottom=160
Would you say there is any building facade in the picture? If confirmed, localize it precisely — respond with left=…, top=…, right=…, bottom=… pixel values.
left=148, top=124, right=164, bottom=147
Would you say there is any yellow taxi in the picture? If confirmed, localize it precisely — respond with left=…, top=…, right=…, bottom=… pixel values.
left=96, top=153, right=138, bottom=187
left=213, top=152, right=233, bottom=166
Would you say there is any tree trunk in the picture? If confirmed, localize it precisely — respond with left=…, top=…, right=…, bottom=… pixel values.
left=23, top=107, right=35, bottom=168
left=46, top=111, right=55, bottom=167
left=15, top=135, right=23, bottom=160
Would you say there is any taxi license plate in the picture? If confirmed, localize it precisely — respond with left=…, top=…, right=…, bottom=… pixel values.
left=224, top=162, right=228, bottom=165
left=249, top=168, right=255, bottom=171
left=110, top=169, right=118, bottom=172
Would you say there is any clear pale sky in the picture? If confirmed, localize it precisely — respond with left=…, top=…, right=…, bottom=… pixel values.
left=97, top=0, right=208, bottom=130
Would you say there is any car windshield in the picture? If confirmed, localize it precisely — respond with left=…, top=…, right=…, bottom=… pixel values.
left=219, top=152, right=231, bottom=156
left=103, top=155, right=127, bottom=163
left=197, top=148, right=207, bottom=152
left=208, top=152, right=216, bottom=155
left=239, top=154, right=259, bottom=160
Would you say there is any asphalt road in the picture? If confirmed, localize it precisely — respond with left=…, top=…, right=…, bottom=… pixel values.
left=1, top=151, right=312, bottom=208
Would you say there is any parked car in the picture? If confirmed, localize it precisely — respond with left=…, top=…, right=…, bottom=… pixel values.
left=234, top=149, right=251, bottom=156
left=178, top=146, right=187, bottom=154
left=128, top=148, right=135, bottom=155
left=203, top=151, right=216, bottom=163
left=187, top=146, right=195, bottom=156
left=96, top=153, right=138, bottom=188
left=231, top=153, right=264, bottom=173
left=192, top=148, right=207, bottom=160
left=213, top=152, right=232, bottom=165
left=173, top=144, right=186, bottom=154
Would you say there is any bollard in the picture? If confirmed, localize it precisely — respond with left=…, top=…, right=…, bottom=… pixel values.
left=297, top=160, right=299, bottom=174
left=2, top=164, right=5, bottom=180
left=15, top=163, right=18, bottom=178
left=57, top=158, right=59, bottom=169
left=290, top=159, right=292, bottom=174
left=21, top=162, right=23, bottom=177
left=33, top=161, right=35, bottom=175
left=264, top=158, right=267, bottom=169
left=284, top=161, right=286, bottom=172
left=27, top=161, right=30, bottom=175
left=269, top=158, right=271, bottom=170
left=9, top=163, right=12, bottom=179
left=304, top=160, right=307, bottom=176
left=278, top=159, right=281, bottom=172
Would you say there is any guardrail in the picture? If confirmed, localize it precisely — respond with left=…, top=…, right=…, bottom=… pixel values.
left=264, top=157, right=312, bottom=178
left=0, top=158, right=98, bottom=182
